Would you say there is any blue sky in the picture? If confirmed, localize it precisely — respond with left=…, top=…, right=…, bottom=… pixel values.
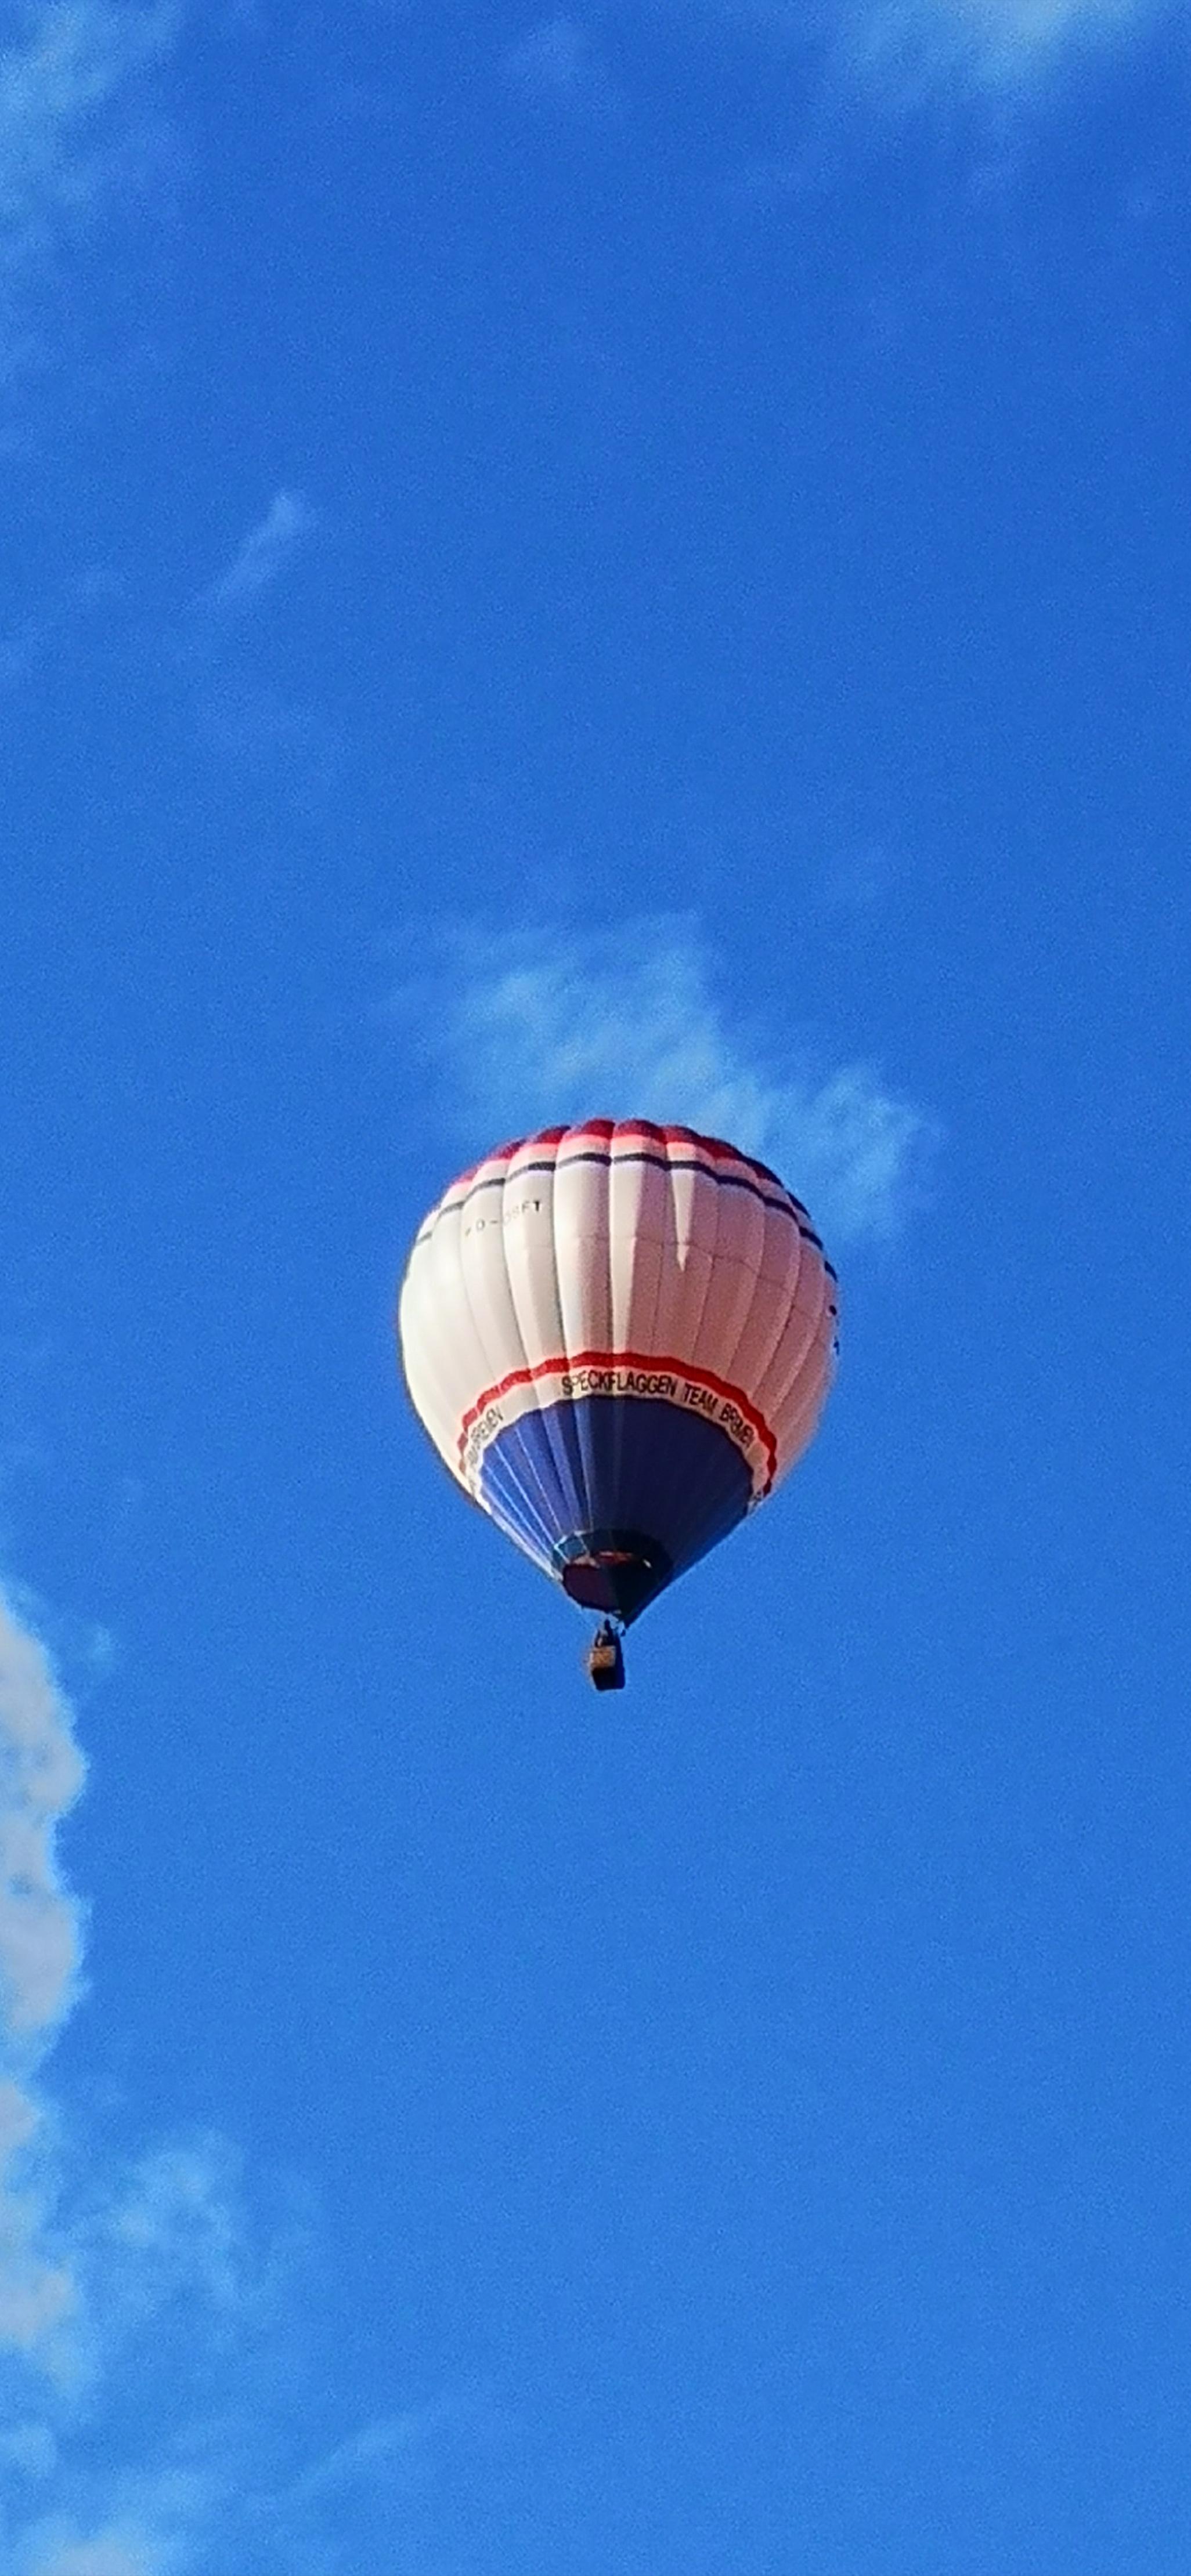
left=2, top=0, right=1190, bottom=2566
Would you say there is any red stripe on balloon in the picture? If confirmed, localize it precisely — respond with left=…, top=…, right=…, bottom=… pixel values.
left=445, top=1121, right=803, bottom=1206
left=457, top=1348, right=778, bottom=1492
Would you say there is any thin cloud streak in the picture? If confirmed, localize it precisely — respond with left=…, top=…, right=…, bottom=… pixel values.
left=201, top=491, right=317, bottom=616
left=420, top=917, right=937, bottom=1245
left=287, top=2396, right=463, bottom=2506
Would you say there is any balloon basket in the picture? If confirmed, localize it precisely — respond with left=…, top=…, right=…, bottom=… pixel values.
left=585, top=1622, right=626, bottom=1692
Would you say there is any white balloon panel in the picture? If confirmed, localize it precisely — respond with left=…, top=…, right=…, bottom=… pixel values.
left=399, top=1123, right=837, bottom=1527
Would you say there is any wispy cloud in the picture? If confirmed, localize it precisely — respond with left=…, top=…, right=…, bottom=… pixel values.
left=413, top=916, right=937, bottom=1245
left=504, top=16, right=618, bottom=111
left=0, top=1593, right=85, bottom=2360
left=835, top=0, right=1171, bottom=95
left=0, top=619, right=45, bottom=689
left=19, top=2520, right=172, bottom=2575
left=3, top=2125, right=281, bottom=2571
left=0, top=1593, right=267, bottom=2573
left=0, top=1582, right=507, bottom=2572
left=0, top=571, right=124, bottom=697
left=0, top=1, right=179, bottom=269
left=199, top=490, right=317, bottom=617
left=683, top=0, right=1176, bottom=99
left=0, top=1600, right=85, bottom=2039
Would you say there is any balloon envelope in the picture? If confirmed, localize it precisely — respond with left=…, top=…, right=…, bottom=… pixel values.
left=398, top=1120, right=838, bottom=1625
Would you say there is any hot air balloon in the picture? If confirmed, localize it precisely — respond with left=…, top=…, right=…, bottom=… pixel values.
left=398, top=1121, right=838, bottom=1688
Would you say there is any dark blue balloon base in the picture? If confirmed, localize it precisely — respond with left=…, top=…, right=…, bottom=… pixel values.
left=478, top=1393, right=752, bottom=1625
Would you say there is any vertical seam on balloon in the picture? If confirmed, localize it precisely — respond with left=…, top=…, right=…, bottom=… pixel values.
left=700, top=1138, right=731, bottom=1428
left=617, top=1121, right=665, bottom=1356
left=546, top=1135, right=598, bottom=1539
left=664, top=1139, right=717, bottom=1369
left=557, top=1123, right=600, bottom=1525
left=756, top=1260, right=831, bottom=1435
left=479, top=1438, right=561, bottom=1571
left=396, top=1265, right=471, bottom=1488
left=729, top=1197, right=807, bottom=1414
left=511, top=1145, right=590, bottom=1540
left=775, top=1308, right=838, bottom=1444
left=706, top=1192, right=770, bottom=1398
left=607, top=1132, right=629, bottom=1527
left=771, top=1354, right=834, bottom=1477
left=453, top=1195, right=514, bottom=1445
left=500, top=1148, right=568, bottom=1519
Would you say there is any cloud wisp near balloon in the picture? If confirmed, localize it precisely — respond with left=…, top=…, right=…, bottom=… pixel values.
left=398, top=1121, right=838, bottom=1688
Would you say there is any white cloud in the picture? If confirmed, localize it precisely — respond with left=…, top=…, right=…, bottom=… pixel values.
left=21, top=2528, right=168, bottom=2576
left=0, top=1594, right=85, bottom=2358
left=1, top=2418, right=59, bottom=2477
left=0, top=1, right=179, bottom=266
left=201, top=490, right=317, bottom=616
left=0, top=1598, right=85, bottom=2034
left=0, top=1584, right=493, bottom=2573
left=0, top=1592, right=252, bottom=2568
left=420, top=916, right=936, bottom=1247
left=72, top=2139, right=251, bottom=2352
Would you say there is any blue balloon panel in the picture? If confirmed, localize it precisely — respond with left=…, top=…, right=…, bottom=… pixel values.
left=477, top=1394, right=752, bottom=1623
